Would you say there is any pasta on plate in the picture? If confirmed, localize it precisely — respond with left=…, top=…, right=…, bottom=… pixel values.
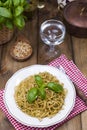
left=14, top=72, right=67, bottom=120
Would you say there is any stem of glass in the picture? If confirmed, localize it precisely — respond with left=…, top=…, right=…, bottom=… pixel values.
left=49, top=45, right=55, bottom=52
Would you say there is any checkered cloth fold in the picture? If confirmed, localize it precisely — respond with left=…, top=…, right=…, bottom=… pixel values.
left=0, top=54, right=87, bottom=130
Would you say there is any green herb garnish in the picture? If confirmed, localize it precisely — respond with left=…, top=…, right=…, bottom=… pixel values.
left=0, top=0, right=30, bottom=29
left=27, top=74, right=64, bottom=103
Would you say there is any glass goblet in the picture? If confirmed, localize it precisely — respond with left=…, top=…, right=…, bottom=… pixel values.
left=40, top=19, right=66, bottom=63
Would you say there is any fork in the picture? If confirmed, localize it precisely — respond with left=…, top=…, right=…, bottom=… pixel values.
left=56, top=65, right=87, bottom=106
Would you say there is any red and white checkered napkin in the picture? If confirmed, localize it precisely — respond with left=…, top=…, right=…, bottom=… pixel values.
left=0, top=54, right=87, bottom=130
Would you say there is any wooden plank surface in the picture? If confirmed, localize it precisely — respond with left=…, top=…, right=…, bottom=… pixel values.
left=0, top=0, right=87, bottom=130
left=71, top=37, right=87, bottom=130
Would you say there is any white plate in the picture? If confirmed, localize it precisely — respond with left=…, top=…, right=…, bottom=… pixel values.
left=4, top=65, right=76, bottom=128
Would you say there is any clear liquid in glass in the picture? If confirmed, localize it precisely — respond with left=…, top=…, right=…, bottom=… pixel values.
left=40, top=22, right=65, bottom=45
left=40, top=20, right=66, bottom=64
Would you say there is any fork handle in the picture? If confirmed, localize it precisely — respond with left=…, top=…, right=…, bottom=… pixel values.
left=74, top=84, right=87, bottom=106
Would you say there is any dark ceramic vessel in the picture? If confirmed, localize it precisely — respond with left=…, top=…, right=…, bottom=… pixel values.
left=63, top=1, right=87, bottom=38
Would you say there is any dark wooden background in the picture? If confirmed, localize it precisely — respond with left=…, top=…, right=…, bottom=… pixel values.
left=0, top=0, right=87, bottom=130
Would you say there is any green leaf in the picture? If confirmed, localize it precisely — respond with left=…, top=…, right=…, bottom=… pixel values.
left=47, top=82, right=64, bottom=93
left=24, top=3, right=30, bottom=11
left=14, top=6, right=24, bottom=17
left=14, top=15, right=25, bottom=29
left=5, top=20, right=14, bottom=29
left=23, top=15, right=27, bottom=21
left=0, top=16, right=5, bottom=23
left=38, top=87, right=46, bottom=100
left=0, top=1, right=2, bottom=6
left=1, top=0, right=6, bottom=2
left=0, top=25, right=2, bottom=29
left=3, top=0, right=9, bottom=7
left=20, top=0, right=25, bottom=5
left=0, top=7, right=12, bottom=18
left=35, top=75, right=43, bottom=87
left=13, top=0, right=20, bottom=7
left=8, top=0, right=12, bottom=7
left=27, top=87, right=38, bottom=103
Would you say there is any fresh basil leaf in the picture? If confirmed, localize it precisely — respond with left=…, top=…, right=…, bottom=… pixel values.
left=1, top=0, right=6, bottom=2
left=3, top=0, right=9, bottom=7
left=24, top=3, right=30, bottom=11
left=35, top=75, right=43, bottom=87
left=27, top=87, right=38, bottom=103
left=8, top=0, right=12, bottom=7
left=14, top=15, right=25, bottom=29
left=38, top=87, right=46, bottom=100
left=5, top=20, right=14, bottom=29
left=0, top=1, right=2, bottom=6
left=23, top=15, right=27, bottom=21
left=47, top=82, right=63, bottom=92
left=14, top=6, right=24, bottom=17
left=20, top=0, right=25, bottom=5
left=0, top=16, right=5, bottom=23
left=0, top=7, right=12, bottom=18
left=13, top=0, right=20, bottom=7
left=0, top=25, right=2, bottom=29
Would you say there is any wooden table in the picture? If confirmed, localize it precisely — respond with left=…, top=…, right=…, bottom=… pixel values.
left=0, top=0, right=87, bottom=130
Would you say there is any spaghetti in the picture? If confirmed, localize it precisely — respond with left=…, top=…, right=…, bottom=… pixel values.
left=14, top=72, right=67, bottom=119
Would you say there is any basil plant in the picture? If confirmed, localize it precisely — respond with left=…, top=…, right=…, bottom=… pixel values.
left=0, top=0, right=30, bottom=29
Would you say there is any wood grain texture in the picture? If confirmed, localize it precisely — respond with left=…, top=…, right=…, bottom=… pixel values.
left=81, top=111, right=87, bottom=130
left=71, top=36, right=87, bottom=130
left=0, top=0, right=87, bottom=130
left=71, top=37, right=87, bottom=77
